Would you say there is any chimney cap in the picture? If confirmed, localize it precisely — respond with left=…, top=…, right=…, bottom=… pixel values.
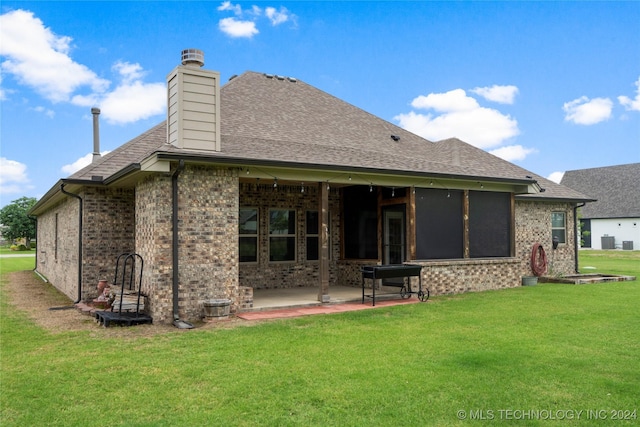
left=91, top=107, right=101, bottom=114
left=181, top=49, right=204, bottom=67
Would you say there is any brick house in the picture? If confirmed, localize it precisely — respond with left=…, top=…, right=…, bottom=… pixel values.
left=29, top=50, right=591, bottom=325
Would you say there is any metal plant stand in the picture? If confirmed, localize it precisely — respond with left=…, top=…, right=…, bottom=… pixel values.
left=95, top=253, right=153, bottom=327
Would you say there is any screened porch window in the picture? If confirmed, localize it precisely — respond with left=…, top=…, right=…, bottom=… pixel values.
left=468, top=191, right=511, bottom=257
left=415, top=188, right=464, bottom=259
left=270, top=209, right=296, bottom=262
left=343, top=186, right=378, bottom=259
left=415, top=188, right=513, bottom=259
left=239, top=208, right=258, bottom=263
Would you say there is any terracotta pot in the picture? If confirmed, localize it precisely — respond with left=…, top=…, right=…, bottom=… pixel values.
left=97, top=279, right=108, bottom=293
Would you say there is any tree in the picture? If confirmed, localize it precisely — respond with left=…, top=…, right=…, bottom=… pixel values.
left=0, top=197, right=37, bottom=248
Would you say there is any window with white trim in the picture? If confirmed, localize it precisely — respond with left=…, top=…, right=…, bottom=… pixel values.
left=239, top=208, right=258, bottom=263
left=551, top=212, right=566, bottom=244
left=269, top=209, right=296, bottom=262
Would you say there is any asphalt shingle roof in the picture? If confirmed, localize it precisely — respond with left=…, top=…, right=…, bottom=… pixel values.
left=69, top=70, right=591, bottom=202
left=560, top=163, right=640, bottom=218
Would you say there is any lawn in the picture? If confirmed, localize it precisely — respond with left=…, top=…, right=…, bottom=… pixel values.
left=0, top=245, right=35, bottom=255
left=1, top=251, right=638, bottom=426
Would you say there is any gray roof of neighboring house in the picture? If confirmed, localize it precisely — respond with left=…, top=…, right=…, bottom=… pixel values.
left=560, top=163, right=640, bottom=219
left=66, top=71, right=590, bottom=201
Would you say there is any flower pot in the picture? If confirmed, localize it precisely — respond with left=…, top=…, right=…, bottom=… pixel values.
left=522, top=276, right=538, bottom=286
left=203, top=299, right=231, bottom=318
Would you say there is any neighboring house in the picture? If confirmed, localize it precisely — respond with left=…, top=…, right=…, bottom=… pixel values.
left=29, top=50, right=592, bottom=324
left=561, top=163, right=640, bottom=250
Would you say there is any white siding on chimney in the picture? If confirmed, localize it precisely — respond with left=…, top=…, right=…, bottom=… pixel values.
left=167, top=66, right=221, bottom=151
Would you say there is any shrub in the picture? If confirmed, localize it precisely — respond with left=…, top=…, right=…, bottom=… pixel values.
left=10, top=244, right=29, bottom=251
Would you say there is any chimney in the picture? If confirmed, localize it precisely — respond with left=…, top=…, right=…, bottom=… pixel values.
left=91, top=107, right=101, bottom=163
left=167, top=49, right=221, bottom=151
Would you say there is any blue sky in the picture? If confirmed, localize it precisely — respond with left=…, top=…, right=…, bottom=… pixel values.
left=1, top=1, right=639, bottom=207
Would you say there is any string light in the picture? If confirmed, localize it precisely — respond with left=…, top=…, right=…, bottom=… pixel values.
left=370, top=184, right=373, bottom=192
left=273, top=178, right=278, bottom=190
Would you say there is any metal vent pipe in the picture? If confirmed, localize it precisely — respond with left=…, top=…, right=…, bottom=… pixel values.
left=91, top=108, right=101, bottom=163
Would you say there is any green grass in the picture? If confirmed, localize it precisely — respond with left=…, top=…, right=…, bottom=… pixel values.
left=1, top=252, right=638, bottom=426
left=580, top=249, right=639, bottom=277
left=0, top=244, right=35, bottom=255
left=0, top=256, right=35, bottom=274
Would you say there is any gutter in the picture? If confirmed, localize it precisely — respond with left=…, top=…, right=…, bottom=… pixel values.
left=60, top=183, right=83, bottom=303
left=171, top=160, right=193, bottom=329
left=574, top=202, right=586, bottom=273
left=154, top=152, right=537, bottom=187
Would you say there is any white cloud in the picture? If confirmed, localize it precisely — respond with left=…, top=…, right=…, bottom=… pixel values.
left=219, top=17, right=259, bottom=38
left=471, top=85, right=519, bottom=104
left=0, top=9, right=109, bottom=103
left=265, top=6, right=292, bottom=26
left=411, top=89, right=479, bottom=112
left=33, top=105, right=55, bottom=118
left=489, top=145, right=536, bottom=162
left=0, top=157, right=32, bottom=195
left=216, top=2, right=296, bottom=37
left=563, top=96, right=613, bottom=125
left=618, top=76, right=640, bottom=112
left=112, top=61, right=146, bottom=85
left=0, top=74, right=6, bottom=101
left=1, top=9, right=166, bottom=125
left=100, top=80, right=166, bottom=125
left=249, top=5, right=263, bottom=16
left=94, top=61, right=165, bottom=124
left=61, top=151, right=111, bottom=175
left=395, top=88, right=519, bottom=149
left=217, top=1, right=242, bottom=15
left=547, top=171, right=565, bottom=184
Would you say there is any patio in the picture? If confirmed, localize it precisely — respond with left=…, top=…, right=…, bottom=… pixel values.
left=250, top=285, right=412, bottom=310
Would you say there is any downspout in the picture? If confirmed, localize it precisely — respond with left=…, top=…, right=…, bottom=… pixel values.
left=30, top=215, right=38, bottom=274
left=60, top=183, right=83, bottom=303
left=171, top=160, right=193, bottom=329
left=573, top=202, right=586, bottom=273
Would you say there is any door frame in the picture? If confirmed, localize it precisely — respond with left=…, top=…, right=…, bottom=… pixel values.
left=382, top=205, right=406, bottom=265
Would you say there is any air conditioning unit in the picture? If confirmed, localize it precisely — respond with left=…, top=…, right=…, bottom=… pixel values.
left=622, top=241, right=634, bottom=250
left=601, top=236, right=615, bottom=250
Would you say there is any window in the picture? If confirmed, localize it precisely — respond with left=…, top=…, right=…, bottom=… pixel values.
left=239, top=208, right=258, bottom=262
left=415, top=189, right=513, bottom=259
left=270, top=209, right=296, bottom=262
left=343, top=186, right=378, bottom=259
left=468, top=191, right=511, bottom=258
left=306, top=211, right=319, bottom=261
left=306, top=211, right=331, bottom=261
left=552, top=212, right=566, bottom=244
left=415, top=188, right=464, bottom=259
